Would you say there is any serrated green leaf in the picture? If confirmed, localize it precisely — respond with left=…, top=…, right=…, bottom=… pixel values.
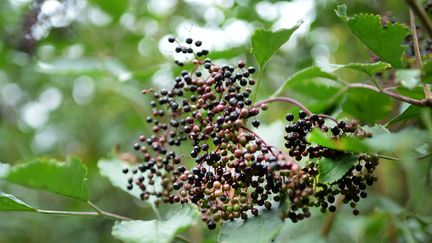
left=252, top=24, right=301, bottom=68
left=396, top=69, right=421, bottom=89
left=112, top=206, right=199, bottom=243
left=306, top=128, right=370, bottom=153
left=336, top=4, right=410, bottom=68
left=317, top=61, right=391, bottom=77
left=0, top=192, right=36, bottom=212
left=219, top=207, right=284, bottom=243
left=319, top=154, right=360, bottom=183
left=97, top=157, right=159, bottom=205
left=4, top=158, right=88, bottom=201
left=387, top=105, right=422, bottom=126
left=271, top=66, right=338, bottom=97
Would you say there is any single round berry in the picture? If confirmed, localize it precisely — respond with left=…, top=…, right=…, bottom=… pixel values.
left=252, top=120, right=260, bottom=128
left=185, top=37, right=193, bottom=44
left=248, top=66, right=256, bottom=74
left=299, top=110, right=307, bottom=119
left=168, top=36, right=176, bottom=43
left=195, top=40, right=202, bottom=47
left=207, top=220, right=216, bottom=230
left=286, top=113, right=294, bottom=121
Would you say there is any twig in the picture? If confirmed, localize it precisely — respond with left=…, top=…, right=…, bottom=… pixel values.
left=318, top=114, right=338, bottom=123
left=253, top=97, right=313, bottom=115
left=409, top=8, right=432, bottom=99
left=406, top=0, right=432, bottom=40
left=347, top=83, right=430, bottom=107
left=37, top=210, right=101, bottom=217
left=35, top=202, right=133, bottom=221
left=241, top=126, right=277, bottom=157
left=376, top=152, right=432, bottom=161
left=87, top=201, right=133, bottom=221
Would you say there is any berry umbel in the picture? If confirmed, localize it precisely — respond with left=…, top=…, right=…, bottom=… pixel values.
left=122, top=36, right=378, bottom=230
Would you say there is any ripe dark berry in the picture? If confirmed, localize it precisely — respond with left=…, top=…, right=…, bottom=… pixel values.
left=238, top=61, right=245, bottom=68
left=286, top=113, right=294, bottom=121
left=168, top=36, right=176, bottom=43
left=328, top=205, right=336, bottom=212
left=207, top=220, right=216, bottom=230
left=299, top=110, right=307, bottom=119
left=353, top=209, right=359, bottom=215
left=195, top=40, right=202, bottom=47
left=331, top=126, right=340, bottom=136
left=248, top=66, right=256, bottom=74
left=252, top=120, right=260, bottom=128
left=133, top=143, right=141, bottom=150
left=185, top=37, right=193, bottom=44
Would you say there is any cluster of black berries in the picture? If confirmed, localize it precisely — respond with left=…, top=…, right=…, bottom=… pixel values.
left=283, top=111, right=357, bottom=161
left=279, top=111, right=378, bottom=220
left=123, top=36, right=378, bottom=230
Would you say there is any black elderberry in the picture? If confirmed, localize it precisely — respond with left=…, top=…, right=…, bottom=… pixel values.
left=299, top=110, right=307, bottom=119
left=207, top=220, right=217, bottom=230
left=252, top=120, right=260, bottom=128
left=248, top=66, right=256, bottom=74
left=286, top=113, right=294, bottom=121
left=185, top=37, right=193, bottom=44
left=168, top=36, right=176, bottom=43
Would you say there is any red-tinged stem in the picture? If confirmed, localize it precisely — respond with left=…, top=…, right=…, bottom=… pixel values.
left=253, top=97, right=313, bottom=115
left=347, top=83, right=429, bottom=107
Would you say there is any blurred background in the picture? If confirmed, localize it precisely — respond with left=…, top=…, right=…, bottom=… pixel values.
left=0, top=0, right=431, bottom=242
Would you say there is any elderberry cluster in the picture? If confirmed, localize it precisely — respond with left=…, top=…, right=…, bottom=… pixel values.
left=122, top=36, right=378, bottom=230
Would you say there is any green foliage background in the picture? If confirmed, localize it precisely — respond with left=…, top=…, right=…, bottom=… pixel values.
left=0, top=0, right=431, bottom=242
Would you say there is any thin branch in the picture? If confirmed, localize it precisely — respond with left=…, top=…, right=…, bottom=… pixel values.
left=37, top=205, right=133, bottom=221
left=318, top=114, right=338, bottom=123
left=87, top=201, right=133, bottom=221
left=37, top=209, right=100, bottom=217
left=241, top=126, right=277, bottom=157
left=406, top=0, right=432, bottom=40
left=347, top=83, right=430, bottom=107
left=376, top=154, right=400, bottom=161
left=409, top=8, right=432, bottom=99
left=254, top=97, right=340, bottom=122
left=253, top=97, right=313, bottom=115
left=376, top=152, right=432, bottom=161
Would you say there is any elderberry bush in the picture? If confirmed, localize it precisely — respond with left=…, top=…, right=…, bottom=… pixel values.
left=122, top=37, right=379, bottom=230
